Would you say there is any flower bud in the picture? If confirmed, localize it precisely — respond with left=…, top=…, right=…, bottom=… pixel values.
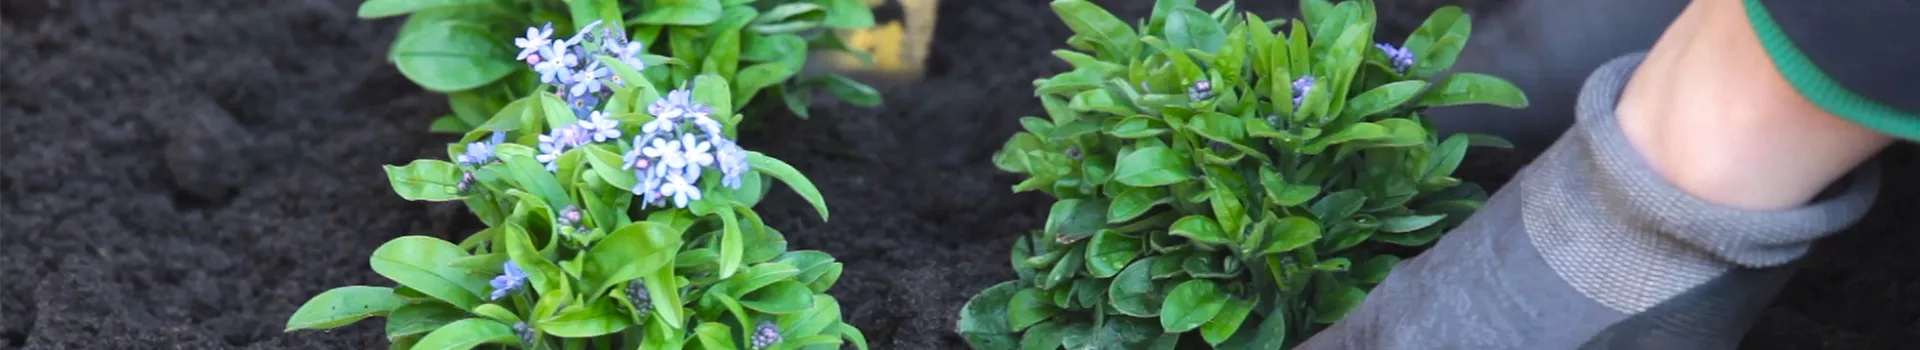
left=750, top=321, right=782, bottom=350
left=1187, top=80, right=1213, bottom=101
left=625, top=279, right=653, bottom=319
left=514, top=322, right=537, bottom=346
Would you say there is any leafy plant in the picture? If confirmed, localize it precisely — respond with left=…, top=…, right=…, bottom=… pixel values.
left=287, top=20, right=866, bottom=350
left=955, top=0, right=1527, bottom=348
left=358, top=0, right=885, bottom=134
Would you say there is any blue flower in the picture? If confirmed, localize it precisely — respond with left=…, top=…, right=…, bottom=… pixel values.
left=648, top=89, right=697, bottom=122
left=515, top=24, right=554, bottom=62
left=633, top=168, right=664, bottom=206
left=691, top=114, right=724, bottom=137
left=537, top=126, right=579, bottom=172
left=750, top=321, right=782, bottom=350
left=643, top=136, right=686, bottom=172
left=569, top=61, right=611, bottom=97
left=490, top=261, right=528, bottom=300
left=659, top=172, right=702, bottom=208
left=680, top=133, right=715, bottom=170
left=582, top=111, right=621, bottom=143
left=457, top=131, right=506, bottom=166
left=622, top=136, right=652, bottom=170
left=714, top=139, right=750, bottom=189
left=535, top=41, right=578, bottom=85
left=611, top=40, right=645, bottom=71
left=1375, top=43, right=1415, bottom=73
left=567, top=93, right=600, bottom=118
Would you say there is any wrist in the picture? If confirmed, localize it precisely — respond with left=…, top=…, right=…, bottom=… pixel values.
left=1615, top=0, right=1889, bottom=211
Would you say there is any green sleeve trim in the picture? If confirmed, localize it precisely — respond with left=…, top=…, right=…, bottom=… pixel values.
left=1744, top=0, right=1920, bottom=141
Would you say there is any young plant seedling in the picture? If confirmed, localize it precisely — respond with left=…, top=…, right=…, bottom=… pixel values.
left=288, top=19, right=868, bottom=350
left=956, top=0, right=1528, bottom=348
left=357, top=0, right=886, bottom=134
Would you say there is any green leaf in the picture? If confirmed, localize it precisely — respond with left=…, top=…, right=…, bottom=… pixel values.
left=1304, top=122, right=1390, bottom=153
left=814, top=0, right=876, bottom=28
left=471, top=304, right=521, bottom=324
left=1107, top=116, right=1171, bottom=138
left=1426, top=133, right=1471, bottom=179
left=1050, top=0, right=1140, bottom=59
left=721, top=262, right=800, bottom=297
left=733, top=62, right=798, bottom=106
left=584, top=222, right=683, bottom=297
left=1200, top=298, right=1256, bottom=345
left=1313, top=284, right=1368, bottom=324
left=958, top=282, right=1020, bottom=350
left=1260, top=169, right=1321, bottom=207
left=1420, top=73, right=1528, bottom=108
left=642, top=264, right=686, bottom=329
left=823, top=74, right=883, bottom=106
left=368, top=237, right=485, bottom=310
left=1107, top=187, right=1170, bottom=224
left=635, top=0, right=724, bottom=25
left=695, top=322, right=738, bottom=349
left=1353, top=255, right=1402, bottom=284
left=1216, top=308, right=1288, bottom=349
left=1260, top=216, right=1322, bottom=254
left=390, top=23, right=515, bottom=92
left=1020, top=320, right=1068, bottom=350
left=1085, top=230, right=1142, bottom=278
left=1379, top=214, right=1446, bottom=233
left=357, top=0, right=490, bottom=19
left=1165, top=7, right=1226, bottom=52
left=503, top=223, right=568, bottom=298
left=1106, top=257, right=1163, bottom=317
left=1113, top=146, right=1196, bottom=187
left=1045, top=199, right=1109, bottom=244
left=581, top=144, right=637, bottom=191
left=1170, top=215, right=1231, bottom=245
left=717, top=207, right=745, bottom=279
left=410, top=318, right=520, bottom=350
left=385, top=302, right=468, bottom=338
left=1310, top=190, right=1367, bottom=221
left=384, top=159, right=462, bottom=202
left=1007, top=288, right=1057, bottom=332
left=285, top=286, right=407, bottom=331
left=693, top=73, right=735, bottom=122
left=740, top=280, right=813, bottom=314
left=1160, top=279, right=1227, bottom=333
left=1342, top=81, right=1428, bottom=119
left=1063, top=316, right=1174, bottom=349
left=747, top=152, right=829, bottom=220
left=540, top=298, right=633, bottom=337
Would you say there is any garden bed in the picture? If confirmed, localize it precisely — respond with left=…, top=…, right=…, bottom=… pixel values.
left=2, top=0, right=1916, bottom=349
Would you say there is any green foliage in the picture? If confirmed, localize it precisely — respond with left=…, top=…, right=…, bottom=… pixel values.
left=958, top=0, right=1527, bottom=348
left=288, top=17, right=868, bottom=349
left=363, top=0, right=884, bottom=134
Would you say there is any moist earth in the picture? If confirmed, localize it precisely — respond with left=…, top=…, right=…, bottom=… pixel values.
left=3, top=0, right=1915, bottom=349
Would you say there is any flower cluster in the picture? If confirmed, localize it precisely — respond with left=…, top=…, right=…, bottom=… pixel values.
left=620, top=89, right=750, bottom=209
left=516, top=21, right=647, bottom=115
left=512, top=22, right=751, bottom=210
left=1374, top=43, right=1415, bottom=73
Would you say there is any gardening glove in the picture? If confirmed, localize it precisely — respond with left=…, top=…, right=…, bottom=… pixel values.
left=1295, top=53, right=1882, bottom=350
left=1423, top=0, right=1685, bottom=151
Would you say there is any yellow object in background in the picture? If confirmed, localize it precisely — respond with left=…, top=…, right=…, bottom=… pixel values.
left=812, top=0, right=938, bottom=85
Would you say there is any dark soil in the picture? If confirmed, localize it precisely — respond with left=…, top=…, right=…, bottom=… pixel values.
left=3, top=0, right=1914, bottom=349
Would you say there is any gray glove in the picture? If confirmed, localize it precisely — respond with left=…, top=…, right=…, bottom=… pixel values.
left=1296, top=54, right=1881, bottom=350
